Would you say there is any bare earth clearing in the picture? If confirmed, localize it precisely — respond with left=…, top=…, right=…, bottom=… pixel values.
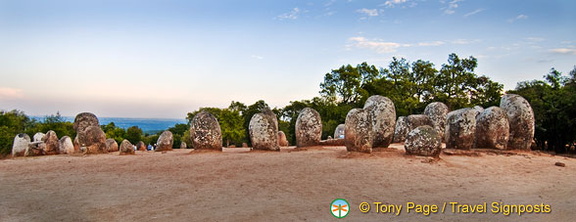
left=1, top=144, right=575, bottom=221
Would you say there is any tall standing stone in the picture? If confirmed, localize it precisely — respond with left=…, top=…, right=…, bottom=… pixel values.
left=191, top=110, right=223, bottom=150
left=364, top=95, right=396, bottom=148
left=406, top=114, right=432, bottom=132
left=156, top=131, right=174, bottom=151
left=136, top=141, right=147, bottom=151
left=424, top=102, right=449, bottom=142
left=475, top=106, right=509, bottom=149
left=344, top=108, right=373, bottom=153
left=105, top=139, right=119, bottom=152
left=333, top=124, right=345, bottom=139
left=295, top=107, right=322, bottom=147
left=392, top=116, right=408, bottom=143
left=33, top=132, right=45, bottom=142
left=43, top=130, right=60, bottom=155
left=249, top=109, right=279, bottom=151
left=78, top=126, right=107, bottom=154
left=278, top=131, right=289, bottom=147
left=11, top=133, right=30, bottom=157
left=500, top=94, right=535, bottom=150
left=73, top=112, right=99, bottom=133
left=59, top=136, right=74, bottom=154
left=445, top=108, right=477, bottom=150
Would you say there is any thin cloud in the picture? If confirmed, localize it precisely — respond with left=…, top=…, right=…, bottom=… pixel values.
left=508, top=14, right=528, bottom=23
left=0, top=87, right=24, bottom=100
left=251, top=55, right=264, bottom=60
left=464, top=8, right=484, bottom=17
left=348, top=37, right=445, bottom=53
left=383, top=0, right=407, bottom=8
left=451, top=39, right=481, bottom=45
left=277, top=8, right=301, bottom=20
left=356, top=8, right=379, bottom=17
left=442, top=0, right=462, bottom=15
left=550, top=48, right=576, bottom=55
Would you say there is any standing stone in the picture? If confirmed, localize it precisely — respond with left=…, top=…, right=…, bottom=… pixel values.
left=445, top=108, right=477, bottom=150
left=119, top=139, right=135, bottom=155
left=295, top=107, right=322, bottom=147
left=249, top=109, right=279, bottom=151
left=278, top=131, right=289, bottom=147
left=500, top=94, right=535, bottom=150
left=11, top=133, right=31, bottom=157
left=406, top=114, right=432, bottom=132
left=424, top=102, right=449, bottom=142
left=333, top=124, right=345, bottom=139
left=344, top=108, right=373, bottom=153
left=25, top=142, right=45, bottom=156
left=77, top=126, right=107, bottom=154
left=475, top=106, right=510, bottom=149
left=136, top=141, right=147, bottom=151
left=180, top=142, right=187, bottom=149
left=191, top=110, right=223, bottom=150
left=393, top=116, right=409, bottom=143
left=59, top=136, right=74, bottom=154
left=73, top=112, right=99, bottom=133
left=105, top=139, right=119, bottom=152
left=156, top=131, right=174, bottom=151
left=33, top=132, right=45, bottom=142
left=405, top=125, right=442, bottom=157
left=43, top=130, right=60, bottom=155
left=364, top=95, right=396, bottom=148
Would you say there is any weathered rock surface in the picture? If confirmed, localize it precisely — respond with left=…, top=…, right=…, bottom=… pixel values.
left=119, top=139, right=135, bottom=155
left=73, top=112, right=99, bottom=133
left=77, top=126, right=107, bottom=154
left=42, top=130, right=60, bottom=155
left=333, top=124, right=345, bottom=139
left=136, top=141, right=147, bottom=151
left=393, top=116, right=408, bottom=143
left=475, top=106, right=510, bottom=149
left=59, top=136, right=74, bottom=154
left=364, top=95, right=396, bottom=148
left=405, top=125, right=442, bottom=157
left=33, top=132, right=45, bottom=142
left=11, top=133, right=30, bottom=157
left=106, top=139, right=119, bottom=152
left=191, top=110, right=223, bottom=150
left=424, top=102, right=449, bottom=142
left=25, top=142, right=45, bottom=157
left=406, top=114, right=432, bottom=132
left=278, top=131, right=289, bottom=147
left=344, top=108, right=373, bottom=153
left=180, top=142, right=187, bottom=149
left=295, top=107, right=322, bottom=147
left=445, top=108, right=477, bottom=150
left=156, top=131, right=174, bottom=151
left=500, top=94, right=535, bottom=150
left=249, top=109, right=279, bottom=151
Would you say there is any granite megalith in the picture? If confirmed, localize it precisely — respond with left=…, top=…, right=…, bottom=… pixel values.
left=156, top=131, right=174, bottom=151
left=392, top=116, right=409, bottom=143
left=404, top=125, right=442, bottom=157
left=445, top=108, right=477, bottom=150
left=278, top=131, right=289, bottom=147
left=334, top=124, right=345, bottom=139
left=119, top=139, right=135, bottom=155
left=191, top=110, right=223, bottom=150
left=364, top=95, right=396, bottom=148
left=500, top=94, right=535, bottom=150
left=59, top=136, right=74, bottom=154
left=77, top=126, right=107, bottom=154
left=475, top=106, right=510, bottom=149
left=42, top=130, right=60, bottom=155
left=105, top=139, right=119, bottom=152
left=424, top=102, right=449, bottom=142
left=11, top=133, right=31, bottom=157
left=344, top=108, right=373, bottom=153
left=295, top=107, right=322, bottom=147
left=249, top=109, right=279, bottom=151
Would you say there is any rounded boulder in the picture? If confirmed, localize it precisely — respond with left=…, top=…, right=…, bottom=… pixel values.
left=404, top=125, right=442, bottom=157
left=249, top=109, right=279, bottom=151
left=392, top=116, right=409, bottom=143
left=475, top=106, right=510, bottom=149
left=11, top=133, right=31, bottom=157
left=42, top=130, right=60, bottom=155
left=295, top=107, right=322, bottom=147
left=344, top=108, right=373, bottom=153
left=445, top=108, right=477, bottom=150
left=77, top=126, right=107, bottom=154
left=191, top=110, right=223, bottom=150
left=363, top=95, right=396, bottom=148
left=333, top=124, right=345, bottom=139
left=119, top=139, right=135, bottom=155
left=105, top=139, right=119, bottom=152
left=424, top=102, right=449, bottom=142
left=500, top=94, right=535, bottom=150
left=59, top=136, right=74, bottom=154
left=278, top=131, right=289, bottom=147
left=156, top=131, right=174, bottom=151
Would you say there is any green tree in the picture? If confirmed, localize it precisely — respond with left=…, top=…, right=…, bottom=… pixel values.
left=186, top=101, right=248, bottom=147
left=320, top=62, right=380, bottom=105
left=125, top=126, right=143, bottom=144
left=102, top=122, right=126, bottom=145
left=0, top=110, right=34, bottom=156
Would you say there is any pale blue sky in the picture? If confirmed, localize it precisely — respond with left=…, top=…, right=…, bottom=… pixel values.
left=1, top=0, right=575, bottom=118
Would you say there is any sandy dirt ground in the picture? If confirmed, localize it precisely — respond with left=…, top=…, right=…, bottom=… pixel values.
left=1, top=144, right=575, bottom=222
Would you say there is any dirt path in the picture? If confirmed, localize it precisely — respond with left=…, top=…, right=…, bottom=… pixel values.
left=1, top=145, right=575, bottom=221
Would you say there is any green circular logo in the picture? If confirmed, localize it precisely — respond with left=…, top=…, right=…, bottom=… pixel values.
left=330, top=198, right=350, bottom=218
